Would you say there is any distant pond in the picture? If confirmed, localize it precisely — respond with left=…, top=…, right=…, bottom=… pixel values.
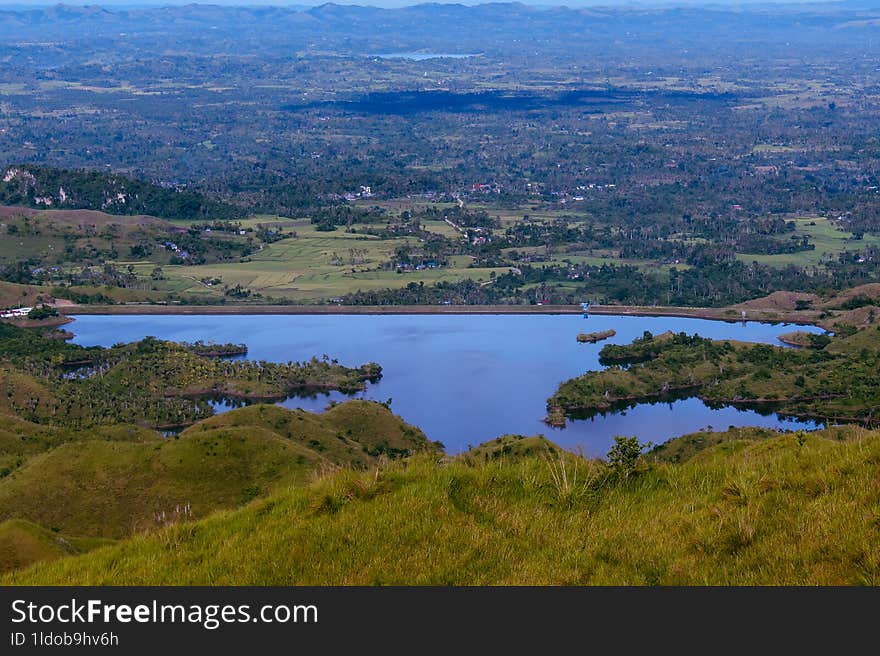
left=369, top=52, right=479, bottom=60
left=69, top=313, right=825, bottom=457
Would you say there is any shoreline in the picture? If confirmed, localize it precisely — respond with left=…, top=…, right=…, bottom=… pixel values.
left=1, top=315, right=74, bottom=329
left=59, top=303, right=827, bottom=327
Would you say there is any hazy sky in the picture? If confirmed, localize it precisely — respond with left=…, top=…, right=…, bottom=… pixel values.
left=0, top=0, right=831, bottom=7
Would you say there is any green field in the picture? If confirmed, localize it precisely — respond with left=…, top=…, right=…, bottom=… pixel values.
left=0, top=205, right=519, bottom=303
left=545, top=252, right=693, bottom=272
left=126, top=205, right=691, bottom=301
left=736, top=217, right=880, bottom=268
left=137, top=219, right=509, bottom=301
left=466, top=202, right=584, bottom=227
left=6, top=425, right=879, bottom=585
left=7, top=204, right=872, bottom=307
left=421, top=219, right=463, bottom=238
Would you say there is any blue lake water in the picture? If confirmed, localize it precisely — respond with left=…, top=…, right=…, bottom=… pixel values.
left=69, top=313, right=825, bottom=457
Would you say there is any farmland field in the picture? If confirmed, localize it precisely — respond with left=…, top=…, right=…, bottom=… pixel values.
left=132, top=217, right=510, bottom=301
left=735, top=217, right=880, bottom=268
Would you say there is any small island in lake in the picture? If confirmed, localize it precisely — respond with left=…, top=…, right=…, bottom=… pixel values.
left=577, top=329, right=616, bottom=343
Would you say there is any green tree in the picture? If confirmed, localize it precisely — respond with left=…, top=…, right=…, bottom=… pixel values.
left=606, top=435, right=650, bottom=480
left=27, top=305, right=59, bottom=320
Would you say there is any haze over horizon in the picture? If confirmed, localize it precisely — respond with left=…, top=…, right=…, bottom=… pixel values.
left=0, top=0, right=843, bottom=8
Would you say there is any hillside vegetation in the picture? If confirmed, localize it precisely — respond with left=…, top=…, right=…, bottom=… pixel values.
left=5, top=425, right=878, bottom=585
left=0, top=520, right=112, bottom=575
left=0, top=402, right=430, bottom=539
left=0, top=165, right=242, bottom=220
left=547, top=325, right=880, bottom=427
left=0, top=322, right=381, bottom=429
left=0, top=281, right=54, bottom=309
left=2, top=295, right=879, bottom=583
left=0, top=400, right=436, bottom=565
left=0, top=319, right=437, bottom=573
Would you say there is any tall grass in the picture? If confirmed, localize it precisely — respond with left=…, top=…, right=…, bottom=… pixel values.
left=5, top=429, right=880, bottom=586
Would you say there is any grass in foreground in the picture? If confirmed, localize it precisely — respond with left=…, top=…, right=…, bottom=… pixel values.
left=6, top=426, right=879, bottom=585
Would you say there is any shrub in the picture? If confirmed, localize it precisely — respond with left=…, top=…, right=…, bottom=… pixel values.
left=607, top=435, right=651, bottom=480
left=27, top=305, right=59, bottom=320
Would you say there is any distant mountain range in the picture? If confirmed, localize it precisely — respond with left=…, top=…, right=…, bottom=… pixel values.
left=0, top=2, right=877, bottom=58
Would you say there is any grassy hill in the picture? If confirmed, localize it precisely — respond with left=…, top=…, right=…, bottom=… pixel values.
left=184, top=399, right=434, bottom=462
left=459, top=434, right=561, bottom=464
left=5, top=425, right=879, bottom=585
left=0, top=401, right=434, bottom=543
left=0, top=520, right=111, bottom=574
left=0, top=412, right=156, bottom=476
left=0, top=281, right=55, bottom=309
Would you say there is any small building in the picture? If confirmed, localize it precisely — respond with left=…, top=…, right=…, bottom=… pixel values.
left=0, top=307, right=33, bottom=319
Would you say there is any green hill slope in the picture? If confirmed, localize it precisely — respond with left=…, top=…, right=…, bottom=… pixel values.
left=0, top=412, right=156, bottom=476
left=0, top=520, right=111, bottom=574
left=459, top=434, right=561, bottom=464
left=0, top=401, right=435, bottom=543
left=185, top=401, right=436, bottom=463
left=6, top=426, right=879, bottom=585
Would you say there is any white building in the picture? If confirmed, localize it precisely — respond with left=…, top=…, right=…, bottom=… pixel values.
left=0, top=307, right=32, bottom=319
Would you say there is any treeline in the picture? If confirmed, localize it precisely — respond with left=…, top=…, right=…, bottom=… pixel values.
left=0, top=325, right=382, bottom=429
left=337, top=279, right=513, bottom=306
left=335, top=248, right=880, bottom=307
left=309, top=205, right=387, bottom=230
left=0, top=165, right=245, bottom=220
left=548, top=326, right=880, bottom=426
left=495, top=216, right=816, bottom=264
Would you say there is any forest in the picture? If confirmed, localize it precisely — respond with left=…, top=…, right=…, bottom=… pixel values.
left=0, top=166, right=242, bottom=220
left=1, top=4, right=880, bottom=308
left=0, top=322, right=381, bottom=430
left=547, top=325, right=880, bottom=427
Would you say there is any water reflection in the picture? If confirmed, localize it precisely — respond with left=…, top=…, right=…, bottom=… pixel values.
left=70, top=313, right=826, bottom=457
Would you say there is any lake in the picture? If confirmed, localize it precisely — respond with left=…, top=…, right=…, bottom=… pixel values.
left=68, top=313, right=825, bottom=457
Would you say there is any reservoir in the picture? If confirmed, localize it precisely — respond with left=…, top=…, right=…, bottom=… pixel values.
left=69, top=313, right=824, bottom=456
